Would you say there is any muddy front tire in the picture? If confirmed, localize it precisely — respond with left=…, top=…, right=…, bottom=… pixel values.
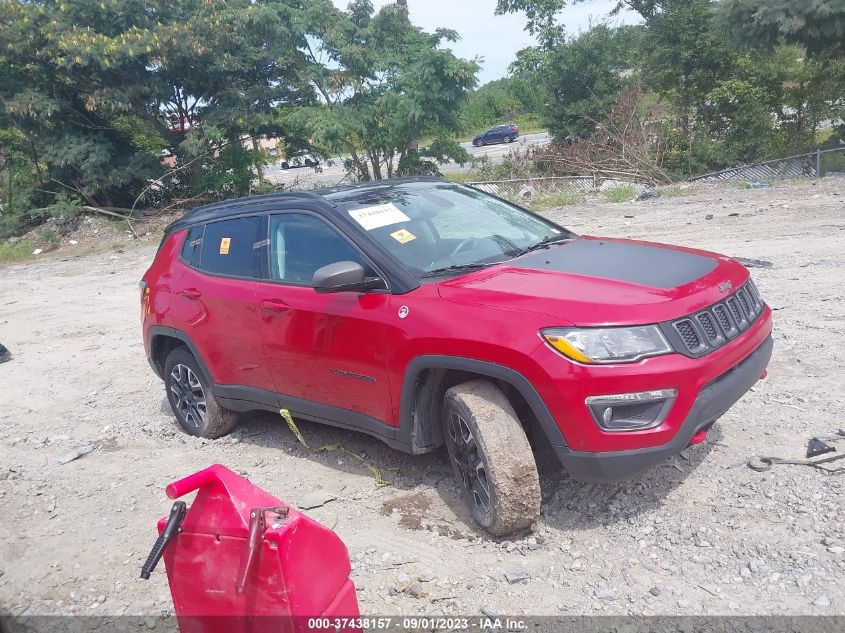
left=163, top=347, right=238, bottom=439
left=443, top=380, right=541, bottom=536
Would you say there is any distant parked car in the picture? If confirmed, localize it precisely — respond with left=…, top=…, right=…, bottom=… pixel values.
left=472, top=123, right=519, bottom=147
left=281, top=152, right=320, bottom=169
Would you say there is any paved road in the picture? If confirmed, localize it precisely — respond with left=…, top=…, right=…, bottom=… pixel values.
left=265, top=132, right=550, bottom=189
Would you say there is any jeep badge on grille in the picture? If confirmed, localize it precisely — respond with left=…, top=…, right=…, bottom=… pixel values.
left=718, top=280, right=733, bottom=293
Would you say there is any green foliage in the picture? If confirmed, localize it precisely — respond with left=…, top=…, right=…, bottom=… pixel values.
left=658, top=184, right=694, bottom=198
left=542, top=24, right=645, bottom=140
left=500, top=0, right=845, bottom=178
left=0, top=0, right=319, bottom=235
left=522, top=190, right=584, bottom=210
left=460, top=78, right=525, bottom=135
left=636, top=0, right=728, bottom=135
left=0, top=126, right=39, bottom=237
left=495, top=0, right=566, bottom=46
left=294, top=0, right=479, bottom=181
left=719, top=0, right=845, bottom=56
left=0, top=239, right=34, bottom=263
left=602, top=184, right=638, bottom=203
left=36, top=226, right=60, bottom=246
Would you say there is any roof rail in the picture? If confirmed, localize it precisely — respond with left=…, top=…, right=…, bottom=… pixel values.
left=184, top=190, right=335, bottom=217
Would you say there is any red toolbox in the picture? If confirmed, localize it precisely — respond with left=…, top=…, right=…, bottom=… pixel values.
left=141, top=464, right=360, bottom=632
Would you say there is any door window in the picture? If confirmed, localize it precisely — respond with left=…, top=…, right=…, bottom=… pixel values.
left=199, top=216, right=264, bottom=278
left=269, top=214, right=367, bottom=285
left=180, top=225, right=205, bottom=267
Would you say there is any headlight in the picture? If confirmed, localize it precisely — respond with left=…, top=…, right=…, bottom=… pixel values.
left=542, top=326, right=672, bottom=364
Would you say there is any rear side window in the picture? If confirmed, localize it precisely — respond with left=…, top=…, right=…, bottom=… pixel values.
left=180, top=226, right=204, bottom=266
left=200, top=216, right=264, bottom=278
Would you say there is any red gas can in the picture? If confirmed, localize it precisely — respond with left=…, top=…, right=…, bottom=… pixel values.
left=141, top=464, right=360, bottom=632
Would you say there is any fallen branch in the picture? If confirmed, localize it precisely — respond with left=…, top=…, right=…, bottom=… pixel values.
left=82, top=206, right=142, bottom=241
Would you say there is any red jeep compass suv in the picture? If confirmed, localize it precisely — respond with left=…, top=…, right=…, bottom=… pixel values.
left=142, top=178, right=773, bottom=535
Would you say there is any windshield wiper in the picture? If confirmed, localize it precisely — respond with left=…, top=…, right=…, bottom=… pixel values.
left=418, top=262, right=497, bottom=278
left=509, top=234, right=574, bottom=258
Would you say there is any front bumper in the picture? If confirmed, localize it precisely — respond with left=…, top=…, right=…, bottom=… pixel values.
left=554, top=334, right=773, bottom=482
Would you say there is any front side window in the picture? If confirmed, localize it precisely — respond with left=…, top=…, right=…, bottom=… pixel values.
left=269, top=214, right=367, bottom=285
left=199, top=216, right=264, bottom=278
left=341, top=184, right=568, bottom=275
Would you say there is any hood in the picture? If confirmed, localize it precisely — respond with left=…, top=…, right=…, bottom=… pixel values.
left=437, top=237, right=749, bottom=326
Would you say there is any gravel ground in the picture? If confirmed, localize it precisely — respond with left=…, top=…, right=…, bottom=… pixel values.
left=0, top=177, right=843, bottom=619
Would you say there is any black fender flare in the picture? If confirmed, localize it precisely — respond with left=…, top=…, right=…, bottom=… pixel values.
left=398, top=355, right=568, bottom=453
left=146, top=325, right=214, bottom=384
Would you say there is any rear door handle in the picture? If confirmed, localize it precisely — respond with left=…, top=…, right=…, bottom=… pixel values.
left=260, top=299, right=290, bottom=313
left=176, top=288, right=202, bottom=300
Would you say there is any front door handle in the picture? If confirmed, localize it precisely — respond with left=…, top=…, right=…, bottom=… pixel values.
left=260, top=299, right=291, bottom=313
left=176, top=288, right=202, bottom=300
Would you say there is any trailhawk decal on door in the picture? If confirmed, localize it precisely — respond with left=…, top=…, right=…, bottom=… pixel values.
left=330, top=368, right=377, bottom=383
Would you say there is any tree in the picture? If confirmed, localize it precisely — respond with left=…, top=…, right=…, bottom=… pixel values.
left=459, top=77, right=539, bottom=135
left=639, top=0, right=728, bottom=135
left=495, top=0, right=566, bottom=46
left=719, top=0, right=845, bottom=56
left=294, top=0, right=479, bottom=181
left=0, top=0, right=315, bottom=222
left=542, top=24, right=644, bottom=140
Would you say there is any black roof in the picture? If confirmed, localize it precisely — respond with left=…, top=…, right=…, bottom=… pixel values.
left=168, top=176, right=448, bottom=231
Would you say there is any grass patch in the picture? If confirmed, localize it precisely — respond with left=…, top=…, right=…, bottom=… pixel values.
left=443, top=171, right=477, bottom=184
left=602, top=184, right=637, bottom=203
left=659, top=184, right=690, bottom=198
left=815, top=128, right=834, bottom=145
left=0, top=239, right=36, bottom=263
left=523, top=190, right=585, bottom=210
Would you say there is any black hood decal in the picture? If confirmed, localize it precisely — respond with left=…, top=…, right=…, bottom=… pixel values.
left=514, top=239, right=718, bottom=289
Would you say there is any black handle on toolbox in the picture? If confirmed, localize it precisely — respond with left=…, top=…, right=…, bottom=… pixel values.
left=140, top=501, right=187, bottom=580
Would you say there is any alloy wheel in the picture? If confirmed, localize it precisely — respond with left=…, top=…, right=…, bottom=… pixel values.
left=446, top=412, right=491, bottom=515
left=169, top=364, right=207, bottom=429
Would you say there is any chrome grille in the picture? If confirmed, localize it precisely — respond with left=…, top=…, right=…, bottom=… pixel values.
left=667, top=281, right=766, bottom=356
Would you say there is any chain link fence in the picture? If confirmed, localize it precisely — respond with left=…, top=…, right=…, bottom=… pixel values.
left=689, top=147, right=845, bottom=183
left=464, top=147, right=845, bottom=200
left=465, top=176, right=646, bottom=202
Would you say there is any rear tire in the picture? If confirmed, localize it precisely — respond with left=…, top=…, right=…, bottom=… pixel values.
left=443, top=380, right=541, bottom=536
left=503, top=136, right=511, bottom=143
left=163, top=347, right=237, bottom=439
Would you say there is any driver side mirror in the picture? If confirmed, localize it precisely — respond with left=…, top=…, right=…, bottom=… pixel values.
left=312, top=261, right=384, bottom=294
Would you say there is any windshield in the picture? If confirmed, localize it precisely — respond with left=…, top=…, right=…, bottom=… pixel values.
left=341, top=184, right=571, bottom=276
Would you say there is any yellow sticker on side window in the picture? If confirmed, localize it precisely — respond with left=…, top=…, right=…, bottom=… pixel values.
left=219, top=237, right=231, bottom=255
left=390, top=228, right=417, bottom=244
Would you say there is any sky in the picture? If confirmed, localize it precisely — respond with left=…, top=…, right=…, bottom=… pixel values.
left=330, top=0, right=640, bottom=84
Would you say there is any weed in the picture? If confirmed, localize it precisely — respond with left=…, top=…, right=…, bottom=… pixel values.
left=659, top=184, right=691, bottom=198
left=602, top=184, right=637, bottom=203
left=522, top=190, right=585, bottom=210
left=36, top=226, right=60, bottom=246
left=0, top=239, right=35, bottom=263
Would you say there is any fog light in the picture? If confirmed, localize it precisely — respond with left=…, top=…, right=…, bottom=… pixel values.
left=586, top=389, right=677, bottom=432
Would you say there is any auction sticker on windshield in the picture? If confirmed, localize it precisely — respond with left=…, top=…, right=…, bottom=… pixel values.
left=349, top=203, right=411, bottom=230
left=390, top=228, right=416, bottom=244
